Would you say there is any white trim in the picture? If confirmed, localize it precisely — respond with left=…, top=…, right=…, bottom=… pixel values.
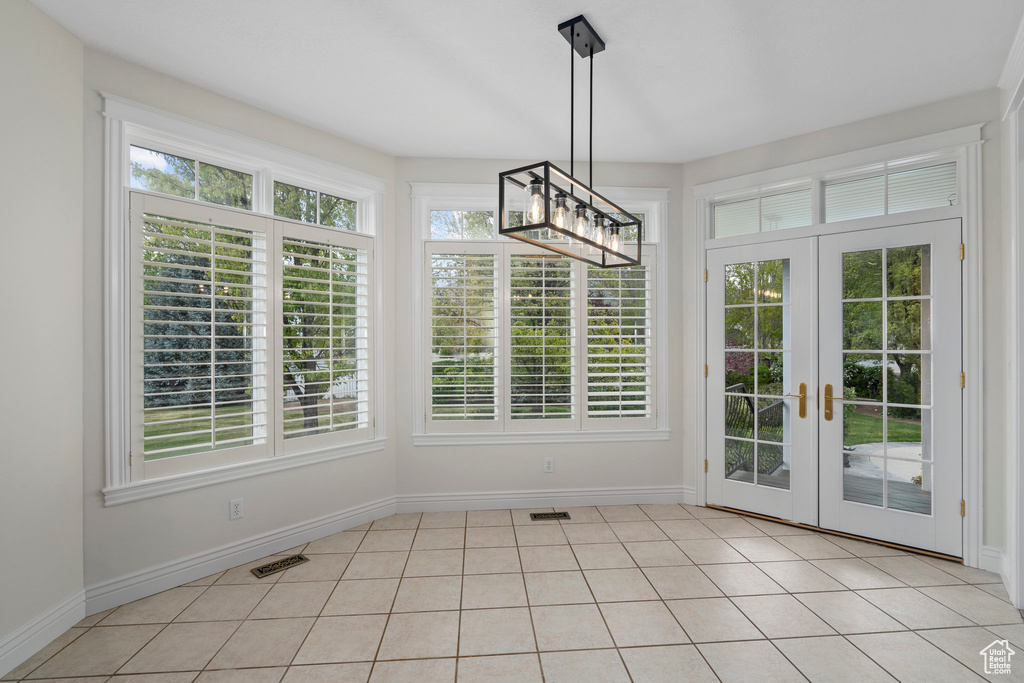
left=1000, top=14, right=1024, bottom=119
left=412, top=429, right=670, bottom=447
left=1009, top=107, right=1024, bottom=609
left=963, top=141, right=985, bottom=569
left=981, top=545, right=1008, bottom=576
left=0, top=591, right=86, bottom=679
left=694, top=197, right=709, bottom=507
left=395, top=485, right=690, bottom=512
left=693, top=124, right=983, bottom=199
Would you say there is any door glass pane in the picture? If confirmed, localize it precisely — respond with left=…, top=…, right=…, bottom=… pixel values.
left=725, top=352, right=755, bottom=393
left=885, top=462, right=931, bottom=514
left=887, top=245, right=930, bottom=296
left=758, top=443, right=788, bottom=489
left=758, top=260, right=786, bottom=303
left=725, top=263, right=755, bottom=304
left=887, top=408, right=926, bottom=458
left=726, top=438, right=755, bottom=482
left=725, top=394, right=754, bottom=438
left=887, top=300, right=925, bottom=350
left=887, top=354, right=927, bottom=405
left=725, top=307, right=755, bottom=348
left=757, top=352, right=785, bottom=397
left=843, top=353, right=883, bottom=402
left=757, top=398, right=784, bottom=442
left=843, top=250, right=883, bottom=299
left=843, top=302, right=883, bottom=349
left=758, top=306, right=783, bottom=349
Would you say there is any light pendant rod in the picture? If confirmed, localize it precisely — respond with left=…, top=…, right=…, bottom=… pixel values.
left=570, top=36, right=574, bottom=194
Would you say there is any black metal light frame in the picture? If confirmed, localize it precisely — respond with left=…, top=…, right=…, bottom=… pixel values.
left=498, top=14, right=643, bottom=268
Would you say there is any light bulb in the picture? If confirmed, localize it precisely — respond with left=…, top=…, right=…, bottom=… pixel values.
left=593, top=215, right=607, bottom=246
left=609, top=227, right=621, bottom=252
left=573, top=205, right=589, bottom=237
left=525, top=179, right=544, bottom=225
left=552, top=193, right=569, bottom=231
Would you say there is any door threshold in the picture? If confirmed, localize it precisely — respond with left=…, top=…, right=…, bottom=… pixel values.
left=704, top=504, right=963, bottom=564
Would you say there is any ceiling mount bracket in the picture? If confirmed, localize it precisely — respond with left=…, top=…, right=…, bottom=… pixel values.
left=558, top=15, right=606, bottom=57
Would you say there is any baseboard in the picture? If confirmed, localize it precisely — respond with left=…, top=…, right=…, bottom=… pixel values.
left=394, top=485, right=690, bottom=512
left=981, top=545, right=1006, bottom=575
left=681, top=486, right=697, bottom=506
left=85, top=496, right=396, bottom=614
left=0, top=590, right=85, bottom=679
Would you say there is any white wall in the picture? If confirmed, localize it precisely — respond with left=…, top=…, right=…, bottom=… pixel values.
left=0, top=0, right=85, bottom=663
left=80, top=51, right=399, bottom=592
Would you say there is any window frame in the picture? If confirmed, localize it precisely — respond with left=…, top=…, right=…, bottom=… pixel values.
left=411, top=182, right=669, bottom=445
left=103, top=94, right=386, bottom=505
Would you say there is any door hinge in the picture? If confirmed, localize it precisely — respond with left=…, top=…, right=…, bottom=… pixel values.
left=129, top=450, right=133, bottom=467
left=129, top=208, right=132, bottom=222
left=961, top=372, right=965, bottom=389
left=704, top=364, right=708, bottom=378
left=372, top=417, right=376, bottom=428
left=704, top=269, right=708, bottom=282
left=704, top=459, right=708, bottom=473
left=960, top=243, right=965, bottom=261
left=961, top=500, right=966, bottom=517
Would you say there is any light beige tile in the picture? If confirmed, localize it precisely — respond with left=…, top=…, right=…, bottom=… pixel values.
left=2, top=627, right=88, bottom=680
left=456, top=654, right=542, bottom=682
left=19, top=677, right=110, bottom=682
left=754, top=560, right=847, bottom=593
left=75, top=609, right=115, bottom=627
left=206, top=617, right=313, bottom=669
left=214, top=556, right=290, bottom=585
left=847, top=631, right=979, bottom=682
left=773, top=635, right=896, bottom=682
left=918, top=585, right=1024, bottom=625
left=110, top=673, right=202, bottom=682
left=349, top=523, right=372, bottom=531
left=643, top=565, right=722, bottom=599
left=725, top=537, right=801, bottom=563
left=666, top=598, right=763, bottom=643
left=775, top=534, right=853, bottom=560
left=463, top=547, right=521, bottom=574
left=281, top=663, right=373, bottom=683
left=279, top=553, right=352, bottom=582
left=919, top=556, right=1002, bottom=584
left=639, top=504, right=694, bottom=520
left=624, top=541, right=692, bottom=567
left=292, top=615, right=387, bottom=664
left=701, top=517, right=765, bottom=538
left=810, top=558, right=905, bottom=589
left=377, top=611, right=460, bottom=660
left=99, top=587, right=206, bottom=625
left=466, top=510, right=512, bottom=527
left=518, top=545, right=578, bottom=572
left=174, top=584, right=270, bottom=622
left=305, top=531, right=365, bottom=555
left=392, top=576, right=462, bottom=612
left=359, top=530, right=416, bottom=552
left=282, top=545, right=307, bottom=555
left=413, top=528, right=465, bottom=550
left=341, top=551, right=408, bottom=579
left=584, top=568, right=658, bottom=602
left=511, top=508, right=558, bottom=525
left=609, top=521, right=669, bottom=543
left=322, top=578, right=399, bottom=615
left=571, top=543, right=635, bottom=569
left=195, top=670, right=286, bottom=683
left=863, top=555, right=964, bottom=587
left=119, top=621, right=239, bottom=673
left=458, top=607, right=536, bottom=656
left=698, top=640, right=805, bottom=682
left=597, top=505, right=648, bottom=522
left=620, top=644, right=718, bottom=682
left=732, top=594, right=835, bottom=638
left=461, top=573, right=527, bottom=609
left=917, top=626, right=1022, bottom=677
left=524, top=571, right=595, bottom=605
left=464, top=526, right=516, bottom=548
left=369, top=658, right=455, bottom=683
left=680, top=504, right=738, bottom=519
left=513, top=524, right=568, bottom=546
left=561, top=522, right=619, bottom=545
left=857, top=587, right=973, bottom=629
left=656, top=520, right=718, bottom=540
left=403, top=549, right=464, bottom=577
left=980, top=582, right=1013, bottom=603
left=531, top=604, right=614, bottom=651
left=990, top=623, right=1024, bottom=650
left=559, top=506, right=606, bottom=523
left=675, top=538, right=747, bottom=564
left=795, top=591, right=906, bottom=634
left=419, top=511, right=467, bottom=529
left=370, top=513, right=422, bottom=530
left=27, top=625, right=163, bottom=678
left=746, top=518, right=816, bottom=536
left=540, top=649, right=630, bottom=682
left=824, top=535, right=905, bottom=557
left=599, top=601, right=689, bottom=647
left=699, top=563, right=785, bottom=596
left=249, top=581, right=335, bottom=619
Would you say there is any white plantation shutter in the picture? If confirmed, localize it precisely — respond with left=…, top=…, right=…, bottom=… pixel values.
left=888, top=162, right=956, bottom=214
left=132, top=194, right=270, bottom=478
left=428, top=249, right=499, bottom=429
left=585, top=257, right=654, bottom=427
left=280, top=226, right=371, bottom=450
left=509, top=255, right=574, bottom=423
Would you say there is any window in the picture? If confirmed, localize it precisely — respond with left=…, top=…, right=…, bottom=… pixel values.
left=130, top=145, right=253, bottom=210
left=274, top=181, right=358, bottom=230
left=713, top=188, right=811, bottom=238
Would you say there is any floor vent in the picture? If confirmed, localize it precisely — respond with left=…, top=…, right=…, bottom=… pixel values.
left=530, top=511, right=571, bottom=521
left=250, top=554, right=309, bottom=578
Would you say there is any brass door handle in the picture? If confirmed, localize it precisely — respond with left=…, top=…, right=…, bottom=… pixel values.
left=824, top=383, right=835, bottom=421
left=783, top=382, right=807, bottom=419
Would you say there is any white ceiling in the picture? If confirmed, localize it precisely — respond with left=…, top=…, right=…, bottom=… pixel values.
left=30, top=0, right=1024, bottom=163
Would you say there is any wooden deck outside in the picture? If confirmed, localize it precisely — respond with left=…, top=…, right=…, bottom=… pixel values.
left=726, top=469, right=931, bottom=515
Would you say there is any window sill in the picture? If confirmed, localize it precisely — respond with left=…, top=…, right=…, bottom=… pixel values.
left=102, top=438, right=388, bottom=507
left=412, top=429, right=670, bottom=447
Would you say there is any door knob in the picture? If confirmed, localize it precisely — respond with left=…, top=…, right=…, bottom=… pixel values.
left=783, top=382, right=807, bottom=419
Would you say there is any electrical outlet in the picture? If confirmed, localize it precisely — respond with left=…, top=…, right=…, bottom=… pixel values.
left=543, top=457, right=554, bottom=473
left=229, top=498, right=243, bottom=520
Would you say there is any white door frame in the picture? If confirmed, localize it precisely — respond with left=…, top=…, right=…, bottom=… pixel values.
left=693, top=126, right=984, bottom=568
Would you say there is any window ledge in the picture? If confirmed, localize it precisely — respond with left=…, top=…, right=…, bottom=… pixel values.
left=102, top=438, right=388, bottom=507
left=412, top=429, right=670, bottom=447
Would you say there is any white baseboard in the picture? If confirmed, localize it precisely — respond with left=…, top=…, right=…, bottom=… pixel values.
left=681, top=486, right=697, bottom=506
left=84, top=484, right=693, bottom=617
left=981, top=545, right=1006, bottom=575
left=0, top=590, right=85, bottom=679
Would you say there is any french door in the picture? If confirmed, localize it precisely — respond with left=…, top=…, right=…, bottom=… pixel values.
left=706, top=219, right=963, bottom=556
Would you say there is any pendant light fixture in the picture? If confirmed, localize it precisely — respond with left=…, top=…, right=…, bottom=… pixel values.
left=498, top=14, right=642, bottom=268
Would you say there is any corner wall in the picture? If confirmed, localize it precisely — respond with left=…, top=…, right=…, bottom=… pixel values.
left=0, top=0, right=85, bottom=671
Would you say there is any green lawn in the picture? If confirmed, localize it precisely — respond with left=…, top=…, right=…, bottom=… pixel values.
left=844, top=410, right=921, bottom=446
left=144, top=403, right=253, bottom=459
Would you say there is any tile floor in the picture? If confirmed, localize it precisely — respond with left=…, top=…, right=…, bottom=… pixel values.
left=4, top=504, right=1022, bottom=682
